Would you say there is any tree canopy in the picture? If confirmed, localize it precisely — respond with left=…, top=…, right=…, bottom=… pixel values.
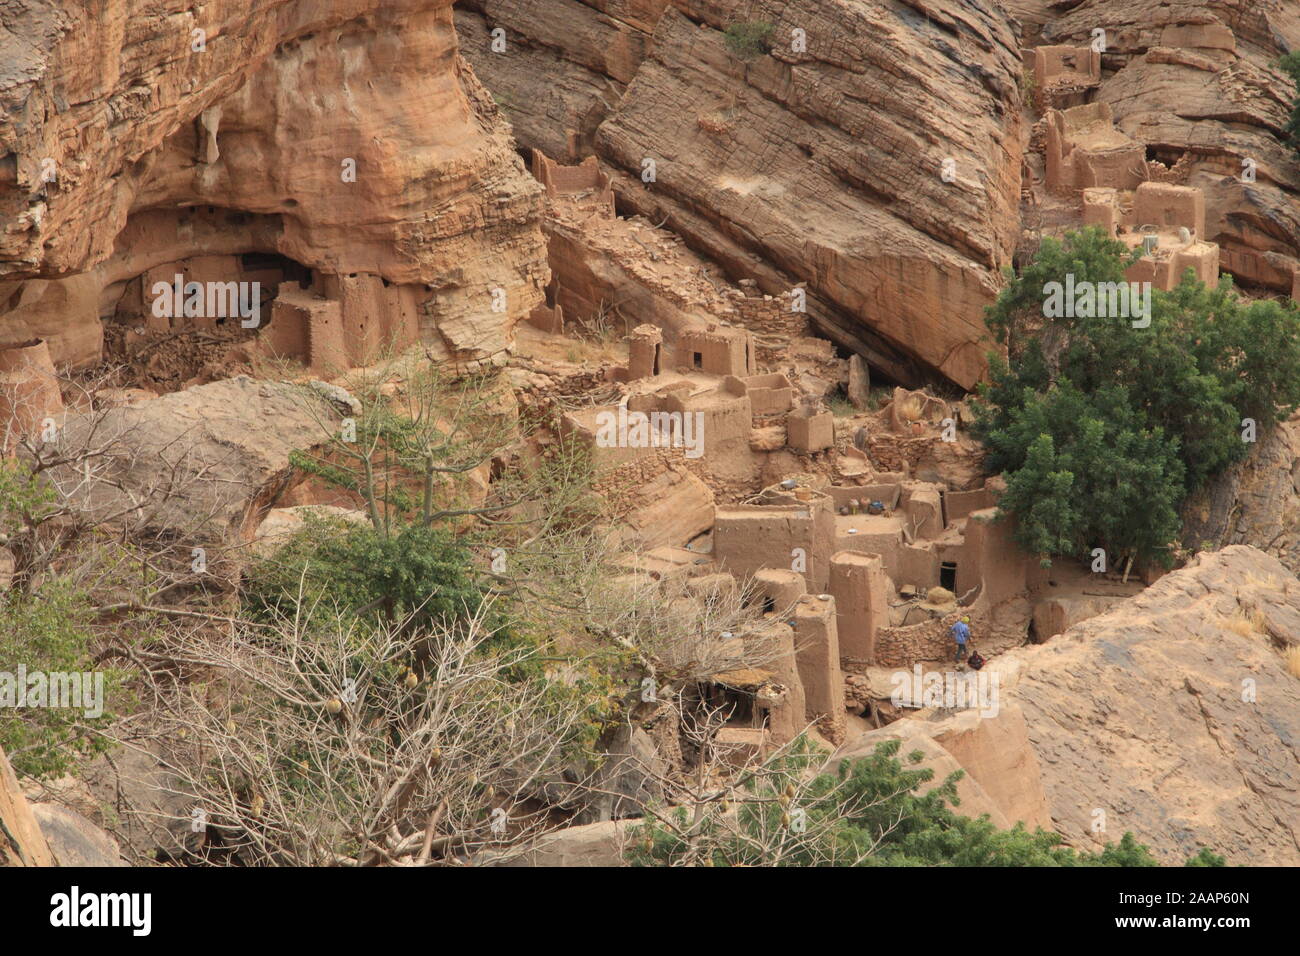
left=972, top=228, right=1300, bottom=568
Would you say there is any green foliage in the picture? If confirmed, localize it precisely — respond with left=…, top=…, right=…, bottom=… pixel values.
left=627, top=738, right=1221, bottom=867
left=0, top=459, right=129, bottom=779
left=1185, top=846, right=1227, bottom=867
left=289, top=366, right=512, bottom=537
left=0, top=458, right=58, bottom=536
left=244, top=517, right=490, bottom=633
left=0, top=584, right=125, bottom=779
left=972, top=228, right=1300, bottom=566
left=723, top=21, right=775, bottom=60
left=989, top=383, right=1185, bottom=563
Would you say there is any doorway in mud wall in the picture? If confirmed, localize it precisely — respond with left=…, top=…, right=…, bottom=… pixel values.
left=940, top=561, right=957, bottom=592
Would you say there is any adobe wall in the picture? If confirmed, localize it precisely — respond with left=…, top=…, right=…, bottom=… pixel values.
left=744, top=373, right=793, bottom=417
left=956, top=508, right=1033, bottom=608
left=787, top=406, right=834, bottom=453
left=824, top=482, right=902, bottom=511
left=1033, top=45, right=1101, bottom=110
left=833, top=515, right=903, bottom=580
left=661, top=379, right=754, bottom=482
left=753, top=568, right=808, bottom=616
left=674, top=326, right=754, bottom=377
left=751, top=620, right=807, bottom=746
left=897, top=541, right=941, bottom=590
left=1134, top=181, right=1205, bottom=237
left=1124, top=238, right=1219, bottom=290
left=1044, top=103, right=1147, bottom=194
left=829, top=550, right=891, bottom=664
left=945, top=487, right=995, bottom=522
left=792, top=593, right=846, bottom=743
left=714, top=493, right=836, bottom=592
left=627, top=324, right=662, bottom=380
left=901, top=482, right=944, bottom=539
left=530, top=151, right=615, bottom=212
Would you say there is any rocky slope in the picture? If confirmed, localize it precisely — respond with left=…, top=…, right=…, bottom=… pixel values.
left=0, top=0, right=548, bottom=365
left=1004, top=545, right=1300, bottom=864
left=841, top=545, right=1300, bottom=864
left=460, top=0, right=1025, bottom=389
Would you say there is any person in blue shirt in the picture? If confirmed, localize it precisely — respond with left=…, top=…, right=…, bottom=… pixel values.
left=951, top=616, right=971, bottom=665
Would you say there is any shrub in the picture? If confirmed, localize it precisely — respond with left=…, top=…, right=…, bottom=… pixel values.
left=244, top=517, right=489, bottom=634
left=0, top=584, right=125, bottom=779
left=724, top=21, right=774, bottom=60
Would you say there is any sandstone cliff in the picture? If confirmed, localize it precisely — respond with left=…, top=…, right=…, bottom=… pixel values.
left=0, top=0, right=549, bottom=366
left=1183, top=413, right=1300, bottom=576
left=460, top=0, right=1025, bottom=389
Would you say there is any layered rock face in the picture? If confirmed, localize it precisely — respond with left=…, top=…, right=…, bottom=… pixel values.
left=0, top=0, right=548, bottom=366
left=456, top=0, right=667, bottom=164
left=460, top=0, right=1025, bottom=389
left=1044, top=0, right=1300, bottom=294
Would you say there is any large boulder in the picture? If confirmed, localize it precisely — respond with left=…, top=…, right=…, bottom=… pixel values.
left=833, top=701, right=1052, bottom=831
left=31, top=803, right=123, bottom=867
left=1003, top=545, right=1300, bottom=864
left=498, top=819, right=635, bottom=867
left=48, top=376, right=340, bottom=544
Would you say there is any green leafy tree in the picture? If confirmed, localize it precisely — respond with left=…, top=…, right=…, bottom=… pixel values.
left=973, top=228, right=1300, bottom=569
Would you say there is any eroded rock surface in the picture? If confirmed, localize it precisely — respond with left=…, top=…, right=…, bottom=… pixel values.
left=0, top=0, right=549, bottom=365
left=840, top=546, right=1300, bottom=864
left=462, top=0, right=1024, bottom=388
left=1004, top=545, right=1300, bottom=864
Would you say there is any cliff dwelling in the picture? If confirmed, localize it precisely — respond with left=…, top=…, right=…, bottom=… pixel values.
left=1, top=0, right=1299, bottom=889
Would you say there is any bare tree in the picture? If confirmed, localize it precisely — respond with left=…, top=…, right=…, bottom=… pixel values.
left=109, top=598, right=599, bottom=866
